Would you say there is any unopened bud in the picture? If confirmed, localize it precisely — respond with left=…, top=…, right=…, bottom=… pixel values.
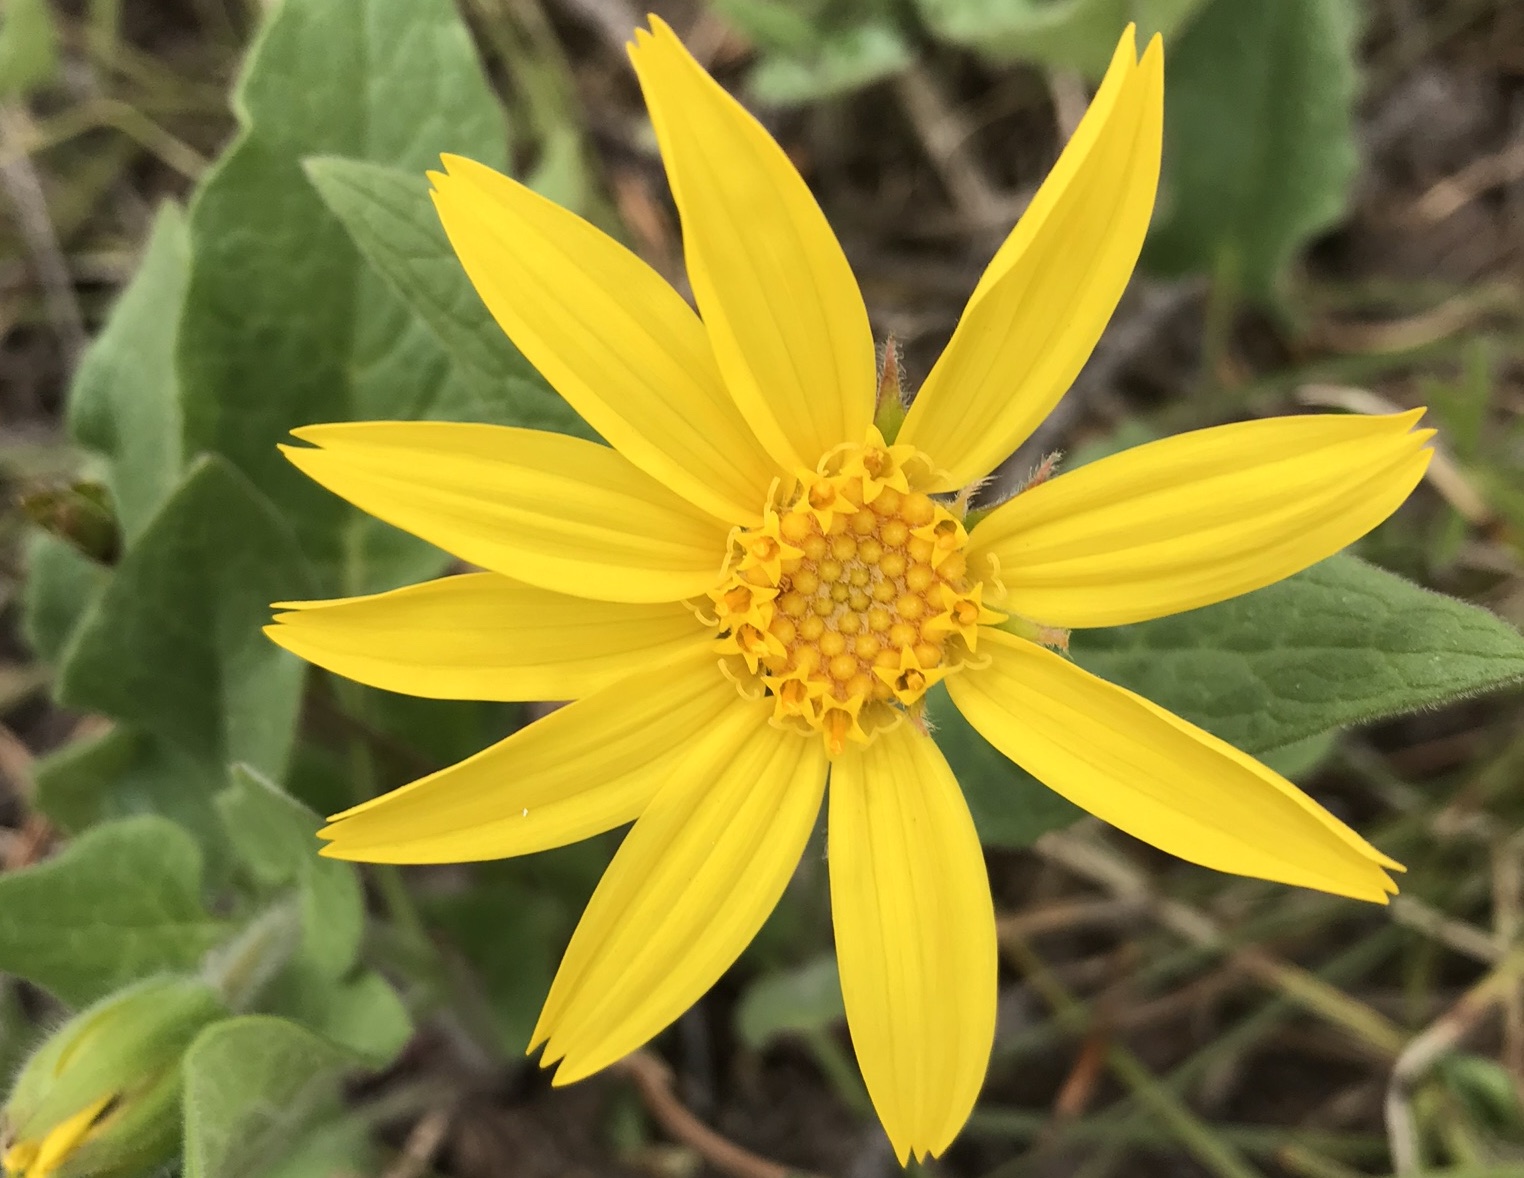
left=2, top=976, right=225, bottom=1178
left=873, top=337, right=907, bottom=443
left=1001, top=616, right=1071, bottom=652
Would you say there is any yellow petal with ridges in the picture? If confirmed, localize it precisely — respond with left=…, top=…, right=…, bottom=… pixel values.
left=318, top=647, right=741, bottom=863
left=947, top=632, right=1402, bottom=901
left=968, top=411, right=1433, bottom=629
left=430, top=157, right=780, bottom=524
left=267, top=572, right=704, bottom=702
left=628, top=18, right=875, bottom=471
left=829, top=724, right=997, bottom=1163
left=898, top=28, right=1163, bottom=490
left=535, top=718, right=825, bottom=1080
left=282, top=422, right=731, bottom=604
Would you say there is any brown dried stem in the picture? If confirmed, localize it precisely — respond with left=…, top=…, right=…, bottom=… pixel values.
left=613, top=1050, right=819, bottom=1178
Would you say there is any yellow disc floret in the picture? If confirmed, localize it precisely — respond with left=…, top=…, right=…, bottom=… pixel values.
left=709, top=431, right=1004, bottom=755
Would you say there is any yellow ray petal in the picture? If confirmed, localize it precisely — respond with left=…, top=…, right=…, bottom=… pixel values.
left=534, top=719, right=825, bottom=1078
left=829, top=724, right=996, bottom=1163
left=948, top=632, right=1402, bottom=900
left=968, top=411, right=1433, bottom=628
left=282, top=422, right=731, bottom=604
left=628, top=18, right=874, bottom=471
left=318, top=647, right=745, bottom=863
left=430, top=157, right=780, bottom=524
left=898, top=29, right=1163, bottom=490
left=267, top=572, right=705, bottom=702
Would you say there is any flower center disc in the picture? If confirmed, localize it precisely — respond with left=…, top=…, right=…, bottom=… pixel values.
left=709, top=438, right=994, bottom=755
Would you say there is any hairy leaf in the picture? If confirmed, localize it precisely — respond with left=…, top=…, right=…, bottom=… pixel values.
left=217, top=766, right=363, bottom=979
left=20, top=531, right=109, bottom=665
left=1143, top=0, right=1362, bottom=301
left=303, top=158, right=589, bottom=436
left=69, top=203, right=189, bottom=542
left=915, top=0, right=1206, bottom=75
left=736, top=955, right=845, bottom=1049
left=1077, top=555, right=1524, bottom=752
left=182, top=1016, right=352, bottom=1178
left=177, top=0, right=511, bottom=594
left=57, top=457, right=311, bottom=782
left=0, top=817, right=228, bottom=1006
left=30, top=727, right=226, bottom=863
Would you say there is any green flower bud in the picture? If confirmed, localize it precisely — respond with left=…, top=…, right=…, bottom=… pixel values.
left=2, top=977, right=226, bottom=1178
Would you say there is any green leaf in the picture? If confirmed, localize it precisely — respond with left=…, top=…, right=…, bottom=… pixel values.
left=0, top=0, right=58, bottom=99
left=20, top=530, right=109, bottom=665
left=260, top=964, right=412, bottom=1065
left=217, top=766, right=363, bottom=980
left=1442, top=1053, right=1524, bottom=1138
left=736, top=955, right=844, bottom=1049
left=1075, top=555, right=1524, bottom=754
left=30, top=727, right=225, bottom=856
left=253, top=1116, right=379, bottom=1178
left=711, top=0, right=910, bottom=104
left=68, top=203, right=188, bottom=542
left=177, top=0, right=512, bottom=595
left=0, top=816, right=229, bottom=1006
left=711, top=0, right=823, bottom=51
left=1142, top=0, right=1361, bottom=302
left=749, top=22, right=912, bottom=105
left=915, top=0, right=1206, bottom=75
left=303, top=158, right=589, bottom=437
left=945, top=556, right=1524, bottom=848
left=56, top=457, right=312, bottom=782
left=182, top=1016, right=353, bottom=1178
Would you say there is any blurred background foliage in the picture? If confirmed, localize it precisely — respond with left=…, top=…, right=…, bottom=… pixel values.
left=0, top=0, right=1523, bottom=1176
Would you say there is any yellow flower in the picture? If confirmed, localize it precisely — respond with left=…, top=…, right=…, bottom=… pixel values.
left=267, top=18, right=1429, bottom=1161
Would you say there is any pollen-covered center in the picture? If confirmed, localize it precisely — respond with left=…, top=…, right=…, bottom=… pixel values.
left=709, top=438, right=998, bottom=755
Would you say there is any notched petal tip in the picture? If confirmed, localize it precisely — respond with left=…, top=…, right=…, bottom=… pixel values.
left=284, top=423, right=333, bottom=445
left=1116, top=20, right=1139, bottom=58
left=277, top=442, right=329, bottom=480
left=1345, top=861, right=1400, bottom=904
left=533, top=1031, right=591, bottom=1085
left=624, top=19, right=661, bottom=61
left=433, top=153, right=504, bottom=192
left=643, top=13, right=678, bottom=41
left=548, top=1060, right=585, bottom=1088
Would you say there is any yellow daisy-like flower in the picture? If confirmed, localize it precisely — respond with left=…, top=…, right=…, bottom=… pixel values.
left=267, top=19, right=1430, bottom=1160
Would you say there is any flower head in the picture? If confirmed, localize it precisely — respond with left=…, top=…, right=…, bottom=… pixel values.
left=2, top=978, right=224, bottom=1178
left=267, top=17, right=1429, bottom=1161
